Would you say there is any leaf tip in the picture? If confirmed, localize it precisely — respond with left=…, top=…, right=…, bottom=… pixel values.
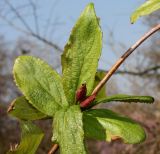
left=85, top=2, right=95, bottom=13
left=130, top=14, right=137, bottom=24
left=87, top=2, right=94, bottom=8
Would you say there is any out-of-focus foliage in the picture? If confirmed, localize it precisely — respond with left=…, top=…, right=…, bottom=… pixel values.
left=7, top=121, right=44, bottom=154
left=131, top=0, right=160, bottom=23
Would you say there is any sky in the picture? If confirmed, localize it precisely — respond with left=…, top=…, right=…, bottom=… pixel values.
left=0, top=0, right=147, bottom=70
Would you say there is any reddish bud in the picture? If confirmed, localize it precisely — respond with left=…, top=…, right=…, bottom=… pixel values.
left=76, top=83, right=87, bottom=102
left=80, top=94, right=96, bottom=108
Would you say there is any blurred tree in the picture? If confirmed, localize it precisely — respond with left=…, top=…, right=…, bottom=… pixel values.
left=0, top=0, right=63, bottom=52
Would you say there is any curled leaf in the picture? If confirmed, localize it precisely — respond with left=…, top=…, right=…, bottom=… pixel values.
left=83, top=109, right=146, bottom=144
left=90, top=94, right=154, bottom=107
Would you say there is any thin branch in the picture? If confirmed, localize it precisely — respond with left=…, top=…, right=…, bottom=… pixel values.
left=2, top=0, right=63, bottom=52
left=48, top=144, right=59, bottom=154
left=92, top=24, right=160, bottom=96
left=98, top=65, right=160, bottom=76
left=0, top=15, right=63, bottom=52
left=116, top=65, right=160, bottom=76
left=43, top=0, right=59, bottom=38
left=0, top=14, right=30, bottom=34
left=28, top=0, right=40, bottom=35
left=5, top=0, right=33, bottom=33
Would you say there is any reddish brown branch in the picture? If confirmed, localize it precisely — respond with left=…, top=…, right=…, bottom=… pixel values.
left=48, top=144, right=59, bottom=154
left=92, top=24, right=160, bottom=96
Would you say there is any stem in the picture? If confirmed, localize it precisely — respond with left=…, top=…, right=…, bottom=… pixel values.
left=48, top=144, right=59, bottom=154
left=92, top=24, right=160, bottom=96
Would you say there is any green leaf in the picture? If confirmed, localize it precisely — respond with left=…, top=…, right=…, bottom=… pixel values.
left=61, top=3, right=102, bottom=104
left=94, top=71, right=107, bottom=99
left=8, top=121, right=44, bottom=154
left=83, top=109, right=146, bottom=144
left=13, top=56, right=68, bottom=116
left=131, top=0, right=160, bottom=23
left=52, top=105, right=87, bottom=154
left=8, top=96, right=47, bottom=120
left=91, top=94, right=154, bottom=107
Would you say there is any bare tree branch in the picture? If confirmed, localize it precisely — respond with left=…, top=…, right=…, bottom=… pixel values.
left=43, top=0, right=59, bottom=39
left=28, top=0, right=40, bottom=35
left=0, top=14, right=29, bottom=34
left=116, top=65, right=160, bottom=76
left=5, top=0, right=33, bottom=32
left=98, top=65, right=160, bottom=77
left=1, top=0, right=63, bottom=52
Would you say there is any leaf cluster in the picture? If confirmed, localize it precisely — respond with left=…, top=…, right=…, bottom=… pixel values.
left=8, top=3, right=154, bottom=154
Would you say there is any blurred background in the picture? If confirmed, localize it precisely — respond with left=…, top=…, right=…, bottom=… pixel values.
left=0, top=0, right=160, bottom=153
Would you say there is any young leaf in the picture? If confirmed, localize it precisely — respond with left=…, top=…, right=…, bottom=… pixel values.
left=7, top=121, right=44, bottom=154
left=13, top=56, right=68, bottom=116
left=61, top=3, right=102, bottom=105
left=131, top=0, right=160, bottom=23
left=83, top=109, right=146, bottom=144
left=8, top=96, right=47, bottom=120
left=52, top=105, right=87, bottom=154
left=94, top=71, right=107, bottom=99
left=91, top=94, right=154, bottom=107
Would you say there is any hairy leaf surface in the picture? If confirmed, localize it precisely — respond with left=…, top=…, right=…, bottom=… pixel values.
left=61, top=3, right=102, bottom=104
left=91, top=94, right=154, bottom=107
left=13, top=56, right=68, bottom=116
left=8, top=121, right=43, bottom=154
left=83, top=109, right=146, bottom=144
left=8, top=96, right=47, bottom=120
left=131, top=0, right=160, bottom=23
left=52, top=105, right=87, bottom=154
